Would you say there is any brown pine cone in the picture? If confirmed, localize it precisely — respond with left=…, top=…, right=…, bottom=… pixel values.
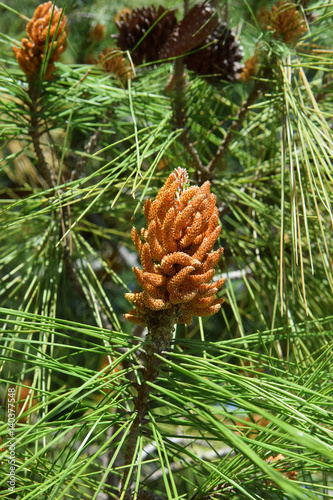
left=115, top=5, right=177, bottom=66
left=13, top=1, right=68, bottom=81
left=159, top=3, right=218, bottom=60
left=185, top=23, right=244, bottom=82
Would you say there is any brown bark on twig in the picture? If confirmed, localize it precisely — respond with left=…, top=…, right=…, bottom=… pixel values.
left=71, top=126, right=103, bottom=181
left=71, top=109, right=113, bottom=181
left=120, top=310, right=176, bottom=500
left=207, top=72, right=269, bottom=175
left=173, top=58, right=209, bottom=179
left=28, top=84, right=57, bottom=188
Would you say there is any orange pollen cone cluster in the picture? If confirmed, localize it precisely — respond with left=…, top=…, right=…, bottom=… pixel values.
left=259, top=1, right=307, bottom=46
left=13, top=1, right=68, bottom=81
left=124, top=167, right=225, bottom=326
left=98, top=47, right=133, bottom=83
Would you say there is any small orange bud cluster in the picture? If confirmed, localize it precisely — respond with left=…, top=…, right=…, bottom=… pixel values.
left=125, top=168, right=225, bottom=326
left=114, top=8, right=133, bottom=26
left=259, top=1, right=307, bottom=46
left=88, top=23, right=106, bottom=44
left=240, top=53, right=260, bottom=82
left=98, top=47, right=133, bottom=83
left=13, top=1, right=68, bottom=81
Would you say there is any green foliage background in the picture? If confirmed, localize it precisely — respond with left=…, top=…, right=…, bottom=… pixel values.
left=0, top=0, right=332, bottom=499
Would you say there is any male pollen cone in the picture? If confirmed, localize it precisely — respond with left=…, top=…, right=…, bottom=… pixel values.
left=258, top=0, right=307, bottom=46
left=13, top=1, right=68, bottom=81
left=124, top=167, right=225, bottom=326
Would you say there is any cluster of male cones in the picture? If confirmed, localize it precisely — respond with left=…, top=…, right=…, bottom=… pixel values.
left=13, top=1, right=68, bottom=81
left=259, top=0, right=307, bottom=45
left=98, top=47, right=134, bottom=83
left=124, top=168, right=225, bottom=326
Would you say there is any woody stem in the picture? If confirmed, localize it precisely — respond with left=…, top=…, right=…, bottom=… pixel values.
left=70, top=109, right=113, bottom=180
left=207, top=70, right=270, bottom=174
left=120, top=310, right=177, bottom=500
left=173, top=58, right=208, bottom=177
left=28, top=83, right=57, bottom=188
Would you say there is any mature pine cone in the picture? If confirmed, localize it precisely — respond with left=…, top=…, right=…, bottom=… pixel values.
left=185, top=23, right=244, bottom=82
left=115, top=5, right=177, bottom=66
left=159, top=3, right=218, bottom=60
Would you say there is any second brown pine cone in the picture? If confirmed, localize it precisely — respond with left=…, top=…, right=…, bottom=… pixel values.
left=185, top=23, right=244, bottom=82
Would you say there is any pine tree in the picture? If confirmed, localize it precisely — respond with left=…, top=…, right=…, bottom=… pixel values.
left=0, top=1, right=332, bottom=499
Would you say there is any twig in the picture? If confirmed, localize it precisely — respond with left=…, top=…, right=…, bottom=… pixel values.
left=207, top=74, right=268, bottom=175
left=120, top=310, right=177, bottom=500
left=173, top=58, right=186, bottom=130
left=173, top=58, right=209, bottom=179
left=28, top=84, right=57, bottom=188
left=71, top=124, right=103, bottom=181
left=71, top=109, right=113, bottom=180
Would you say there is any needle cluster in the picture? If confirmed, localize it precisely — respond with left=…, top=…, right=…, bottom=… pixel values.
left=13, top=1, right=68, bottom=81
left=125, top=168, right=225, bottom=326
